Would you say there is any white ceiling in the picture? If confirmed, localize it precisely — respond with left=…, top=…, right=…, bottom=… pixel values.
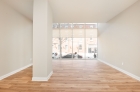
left=49, top=0, right=138, bottom=23
left=3, top=0, right=138, bottom=23
left=3, top=0, right=33, bottom=20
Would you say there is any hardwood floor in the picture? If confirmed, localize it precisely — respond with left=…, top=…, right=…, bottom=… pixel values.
left=0, top=60, right=140, bottom=92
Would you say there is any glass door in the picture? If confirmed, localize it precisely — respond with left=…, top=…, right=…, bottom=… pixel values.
left=85, top=38, right=97, bottom=59
left=73, top=38, right=85, bottom=59
left=52, top=38, right=60, bottom=59
left=61, top=38, right=73, bottom=59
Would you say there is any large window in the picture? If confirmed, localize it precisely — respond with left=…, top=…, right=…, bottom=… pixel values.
left=52, top=23, right=97, bottom=59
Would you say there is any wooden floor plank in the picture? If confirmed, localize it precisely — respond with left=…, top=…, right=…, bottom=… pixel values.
left=0, top=60, right=140, bottom=92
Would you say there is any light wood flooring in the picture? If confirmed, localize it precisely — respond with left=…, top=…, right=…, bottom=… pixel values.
left=0, top=60, right=140, bottom=92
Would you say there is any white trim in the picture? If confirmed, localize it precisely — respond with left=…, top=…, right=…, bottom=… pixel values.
left=98, top=59, right=140, bottom=81
left=32, top=71, right=53, bottom=81
left=0, top=64, right=32, bottom=80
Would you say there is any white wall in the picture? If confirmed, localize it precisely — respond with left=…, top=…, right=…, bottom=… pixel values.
left=0, top=1, right=33, bottom=77
left=98, top=1, right=140, bottom=77
left=33, top=0, right=53, bottom=80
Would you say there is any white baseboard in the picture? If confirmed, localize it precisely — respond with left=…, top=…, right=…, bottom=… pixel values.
left=0, top=63, right=32, bottom=80
left=97, top=59, right=140, bottom=81
left=32, top=71, right=53, bottom=81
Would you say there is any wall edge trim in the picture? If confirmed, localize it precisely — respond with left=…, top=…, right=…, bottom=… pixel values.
left=0, top=63, right=33, bottom=80
left=98, top=59, right=140, bottom=81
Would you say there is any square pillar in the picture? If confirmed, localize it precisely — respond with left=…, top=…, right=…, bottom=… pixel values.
left=32, top=0, right=53, bottom=81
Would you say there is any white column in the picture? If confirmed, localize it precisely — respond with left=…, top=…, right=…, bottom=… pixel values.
left=32, top=0, right=53, bottom=81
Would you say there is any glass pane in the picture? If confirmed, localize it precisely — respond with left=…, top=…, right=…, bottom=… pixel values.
left=61, top=38, right=72, bottom=59
left=86, top=38, right=97, bottom=59
left=52, top=38, right=60, bottom=59
left=86, top=29, right=97, bottom=38
left=73, top=29, right=85, bottom=38
left=60, top=29, right=72, bottom=37
left=73, top=24, right=85, bottom=29
left=85, top=23, right=97, bottom=29
left=53, top=29, right=59, bottom=38
left=60, top=23, right=72, bottom=38
left=73, top=38, right=85, bottom=59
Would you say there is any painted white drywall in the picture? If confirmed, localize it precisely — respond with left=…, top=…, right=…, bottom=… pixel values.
left=33, top=0, right=53, bottom=79
left=98, top=1, right=140, bottom=77
left=0, top=1, right=33, bottom=77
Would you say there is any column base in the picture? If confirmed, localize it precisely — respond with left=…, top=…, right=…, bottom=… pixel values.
left=32, top=71, right=53, bottom=81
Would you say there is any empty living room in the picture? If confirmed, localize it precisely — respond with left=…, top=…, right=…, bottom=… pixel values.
left=0, top=0, right=140, bottom=92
